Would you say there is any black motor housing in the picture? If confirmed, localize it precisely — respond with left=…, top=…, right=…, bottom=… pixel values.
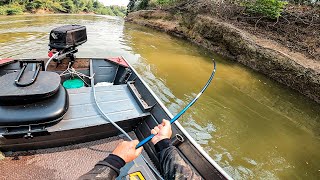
left=49, top=25, right=87, bottom=50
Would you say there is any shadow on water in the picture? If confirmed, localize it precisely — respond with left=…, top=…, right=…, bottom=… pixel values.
left=0, top=15, right=319, bottom=180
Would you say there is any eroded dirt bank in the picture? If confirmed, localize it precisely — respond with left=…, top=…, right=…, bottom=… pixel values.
left=126, top=10, right=320, bottom=103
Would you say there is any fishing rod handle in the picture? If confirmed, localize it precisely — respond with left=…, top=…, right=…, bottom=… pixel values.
left=136, top=134, right=155, bottom=149
left=136, top=119, right=177, bottom=149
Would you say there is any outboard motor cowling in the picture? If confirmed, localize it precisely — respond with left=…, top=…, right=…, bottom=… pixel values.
left=49, top=25, right=87, bottom=51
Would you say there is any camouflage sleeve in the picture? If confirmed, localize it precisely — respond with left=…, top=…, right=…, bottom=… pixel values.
left=156, top=139, right=202, bottom=180
left=78, top=154, right=125, bottom=180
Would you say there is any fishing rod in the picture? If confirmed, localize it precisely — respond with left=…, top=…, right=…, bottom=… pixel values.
left=136, top=59, right=217, bottom=149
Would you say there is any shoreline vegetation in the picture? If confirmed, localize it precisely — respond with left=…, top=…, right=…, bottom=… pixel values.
left=126, top=0, right=320, bottom=103
left=0, top=0, right=126, bottom=17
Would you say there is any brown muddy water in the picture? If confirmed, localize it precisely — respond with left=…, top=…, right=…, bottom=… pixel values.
left=0, top=15, right=319, bottom=180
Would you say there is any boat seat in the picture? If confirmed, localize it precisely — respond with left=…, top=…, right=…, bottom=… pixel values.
left=0, top=71, right=61, bottom=104
left=0, top=70, right=69, bottom=127
left=0, top=85, right=69, bottom=127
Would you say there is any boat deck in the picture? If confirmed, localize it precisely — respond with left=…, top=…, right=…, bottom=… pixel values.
left=0, top=84, right=152, bottom=151
left=51, top=84, right=149, bottom=131
left=0, top=133, right=156, bottom=180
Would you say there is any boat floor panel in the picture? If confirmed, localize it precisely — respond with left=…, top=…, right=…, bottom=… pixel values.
left=0, top=133, right=156, bottom=180
left=48, top=85, right=148, bottom=131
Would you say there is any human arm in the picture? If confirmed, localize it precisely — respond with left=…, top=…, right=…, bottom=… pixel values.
left=78, top=140, right=143, bottom=180
left=151, top=120, right=202, bottom=180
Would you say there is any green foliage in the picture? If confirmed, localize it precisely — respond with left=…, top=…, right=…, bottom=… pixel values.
left=96, top=7, right=114, bottom=15
left=0, top=0, right=127, bottom=17
left=62, top=0, right=75, bottom=13
left=128, top=0, right=180, bottom=11
left=156, top=0, right=174, bottom=5
left=85, top=0, right=94, bottom=12
left=25, top=2, right=37, bottom=11
left=6, top=7, right=23, bottom=15
left=0, top=3, right=24, bottom=15
left=244, top=0, right=288, bottom=19
left=138, top=0, right=149, bottom=9
left=50, top=2, right=66, bottom=12
left=111, top=6, right=126, bottom=17
left=95, top=6, right=126, bottom=17
left=25, top=0, right=66, bottom=12
left=0, top=6, right=7, bottom=15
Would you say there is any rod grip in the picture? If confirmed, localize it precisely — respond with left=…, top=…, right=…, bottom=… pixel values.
left=136, top=134, right=155, bottom=149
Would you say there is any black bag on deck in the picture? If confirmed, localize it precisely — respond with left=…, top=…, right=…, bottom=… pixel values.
left=49, top=25, right=87, bottom=50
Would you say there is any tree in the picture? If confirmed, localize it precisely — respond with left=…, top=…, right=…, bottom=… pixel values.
left=0, top=0, right=127, bottom=16
left=62, top=0, right=75, bottom=13
left=86, top=0, right=94, bottom=12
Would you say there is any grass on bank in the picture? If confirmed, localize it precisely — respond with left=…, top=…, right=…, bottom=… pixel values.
left=0, top=0, right=126, bottom=17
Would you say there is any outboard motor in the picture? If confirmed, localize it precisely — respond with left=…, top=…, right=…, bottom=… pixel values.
left=48, top=25, right=87, bottom=64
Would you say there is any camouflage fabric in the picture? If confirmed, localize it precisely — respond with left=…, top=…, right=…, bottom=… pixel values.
left=78, top=165, right=118, bottom=180
left=159, top=146, right=202, bottom=180
left=78, top=146, right=202, bottom=180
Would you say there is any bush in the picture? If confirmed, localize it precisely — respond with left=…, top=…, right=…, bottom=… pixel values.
left=50, top=2, right=66, bottom=12
left=4, top=4, right=24, bottom=15
left=26, top=2, right=36, bottom=11
left=128, top=0, right=180, bottom=11
left=244, top=0, right=288, bottom=19
left=62, top=0, right=75, bottom=13
left=156, top=0, right=174, bottom=5
left=94, top=6, right=126, bottom=17
left=0, top=7, right=6, bottom=15
left=95, top=7, right=113, bottom=15
left=6, top=7, right=23, bottom=15
left=138, top=0, right=150, bottom=10
left=26, top=0, right=67, bottom=13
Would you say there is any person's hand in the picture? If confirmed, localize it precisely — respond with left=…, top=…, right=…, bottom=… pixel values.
left=112, top=140, right=143, bottom=163
left=151, top=119, right=172, bottom=145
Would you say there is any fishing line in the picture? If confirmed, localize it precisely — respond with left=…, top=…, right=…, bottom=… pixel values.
left=136, top=59, right=217, bottom=149
left=89, top=60, right=164, bottom=180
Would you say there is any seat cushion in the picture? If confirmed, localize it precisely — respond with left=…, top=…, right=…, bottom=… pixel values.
left=0, top=71, right=61, bottom=105
left=0, top=85, right=69, bottom=127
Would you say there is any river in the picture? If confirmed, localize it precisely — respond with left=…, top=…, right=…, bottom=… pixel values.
left=0, top=15, right=319, bottom=180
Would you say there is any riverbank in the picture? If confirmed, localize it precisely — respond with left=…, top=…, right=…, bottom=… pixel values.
left=126, top=10, right=320, bottom=103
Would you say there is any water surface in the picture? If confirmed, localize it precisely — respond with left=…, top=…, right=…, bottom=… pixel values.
left=0, top=15, right=319, bottom=179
